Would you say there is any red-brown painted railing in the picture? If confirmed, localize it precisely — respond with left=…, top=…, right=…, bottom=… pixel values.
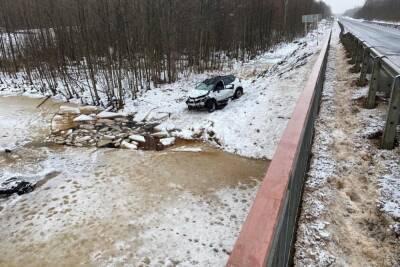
left=227, top=30, right=332, bottom=267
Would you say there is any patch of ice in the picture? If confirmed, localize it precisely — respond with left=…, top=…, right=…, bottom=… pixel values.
left=121, top=141, right=138, bottom=150
left=171, top=146, right=202, bottom=153
left=129, top=135, right=146, bottom=143
left=73, top=114, right=95, bottom=122
left=160, top=137, right=175, bottom=147
left=133, top=183, right=260, bottom=266
left=97, top=111, right=127, bottom=119
left=59, top=106, right=80, bottom=115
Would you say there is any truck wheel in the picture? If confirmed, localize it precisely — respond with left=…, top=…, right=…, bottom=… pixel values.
left=234, top=88, right=243, bottom=99
left=206, top=99, right=217, bottom=113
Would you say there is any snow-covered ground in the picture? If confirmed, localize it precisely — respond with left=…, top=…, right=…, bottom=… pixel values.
left=1, top=21, right=332, bottom=160
left=294, top=24, right=400, bottom=267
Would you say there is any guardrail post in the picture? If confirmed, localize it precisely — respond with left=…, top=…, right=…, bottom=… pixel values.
left=341, top=35, right=347, bottom=46
left=350, top=38, right=358, bottom=64
left=344, top=38, right=352, bottom=55
left=338, top=22, right=344, bottom=36
left=345, top=36, right=354, bottom=59
left=358, top=47, right=370, bottom=86
left=365, top=56, right=382, bottom=109
left=353, top=42, right=364, bottom=73
left=351, top=48, right=360, bottom=72
left=382, top=76, right=400, bottom=149
left=356, top=41, right=364, bottom=67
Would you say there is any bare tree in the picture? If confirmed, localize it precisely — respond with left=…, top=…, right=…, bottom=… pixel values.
left=0, top=0, right=332, bottom=107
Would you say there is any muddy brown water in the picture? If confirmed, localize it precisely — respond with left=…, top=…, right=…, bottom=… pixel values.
left=0, top=96, right=269, bottom=266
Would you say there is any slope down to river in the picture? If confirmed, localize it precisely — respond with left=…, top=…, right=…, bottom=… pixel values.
left=125, top=23, right=331, bottom=159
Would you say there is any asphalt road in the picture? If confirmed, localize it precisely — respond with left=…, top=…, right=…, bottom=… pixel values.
left=340, top=17, right=400, bottom=68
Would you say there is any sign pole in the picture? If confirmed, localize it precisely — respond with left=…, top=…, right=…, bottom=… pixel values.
left=302, top=14, right=322, bottom=40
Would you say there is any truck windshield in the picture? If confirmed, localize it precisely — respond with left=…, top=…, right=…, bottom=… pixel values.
left=196, top=83, right=213, bottom=91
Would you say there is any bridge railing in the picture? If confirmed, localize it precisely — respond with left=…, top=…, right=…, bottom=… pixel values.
left=227, top=30, right=332, bottom=267
left=339, top=20, right=400, bottom=149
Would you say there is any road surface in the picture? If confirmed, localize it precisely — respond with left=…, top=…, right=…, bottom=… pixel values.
left=340, top=17, right=400, bottom=68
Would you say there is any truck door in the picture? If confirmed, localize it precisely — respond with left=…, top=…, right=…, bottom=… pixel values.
left=222, top=76, right=235, bottom=99
left=213, top=81, right=226, bottom=101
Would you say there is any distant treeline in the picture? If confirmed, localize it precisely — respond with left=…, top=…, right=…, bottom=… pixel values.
left=352, top=0, right=400, bottom=21
left=0, top=0, right=331, bottom=107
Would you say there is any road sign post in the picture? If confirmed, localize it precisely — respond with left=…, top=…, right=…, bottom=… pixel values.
left=302, top=14, right=321, bottom=44
left=302, top=14, right=321, bottom=34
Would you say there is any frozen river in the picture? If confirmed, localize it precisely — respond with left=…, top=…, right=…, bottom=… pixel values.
left=0, top=96, right=268, bottom=266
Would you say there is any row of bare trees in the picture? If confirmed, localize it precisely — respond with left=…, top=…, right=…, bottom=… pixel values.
left=354, top=0, right=400, bottom=21
left=0, top=0, right=330, bottom=107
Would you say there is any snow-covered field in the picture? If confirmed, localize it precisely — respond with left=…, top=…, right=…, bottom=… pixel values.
left=295, top=24, right=400, bottom=267
left=1, top=21, right=331, bottom=160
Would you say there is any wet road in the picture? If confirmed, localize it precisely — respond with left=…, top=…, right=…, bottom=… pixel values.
left=340, top=17, right=400, bottom=68
left=0, top=96, right=268, bottom=266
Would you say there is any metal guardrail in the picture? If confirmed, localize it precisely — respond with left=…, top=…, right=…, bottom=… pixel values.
left=227, top=30, right=332, bottom=267
left=338, top=20, right=400, bottom=149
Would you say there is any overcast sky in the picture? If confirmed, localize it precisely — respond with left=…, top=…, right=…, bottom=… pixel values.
left=322, top=0, right=366, bottom=14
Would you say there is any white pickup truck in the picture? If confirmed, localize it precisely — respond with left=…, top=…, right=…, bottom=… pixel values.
left=186, top=75, right=244, bottom=112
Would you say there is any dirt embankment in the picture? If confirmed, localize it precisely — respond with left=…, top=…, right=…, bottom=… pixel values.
left=294, top=29, right=400, bottom=266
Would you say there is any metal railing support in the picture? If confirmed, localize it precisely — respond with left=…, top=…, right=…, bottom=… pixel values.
left=365, top=57, right=383, bottom=109
left=352, top=51, right=360, bottom=72
left=339, top=19, right=400, bottom=150
left=344, top=35, right=354, bottom=59
left=359, top=47, right=370, bottom=85
left=350, top=39, right=358, bottom=64
left=382, top=76, right=400, bottom=149
left=381, top=73, right=394, bottom=97
left=353, top=42, right=364, bottom=72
